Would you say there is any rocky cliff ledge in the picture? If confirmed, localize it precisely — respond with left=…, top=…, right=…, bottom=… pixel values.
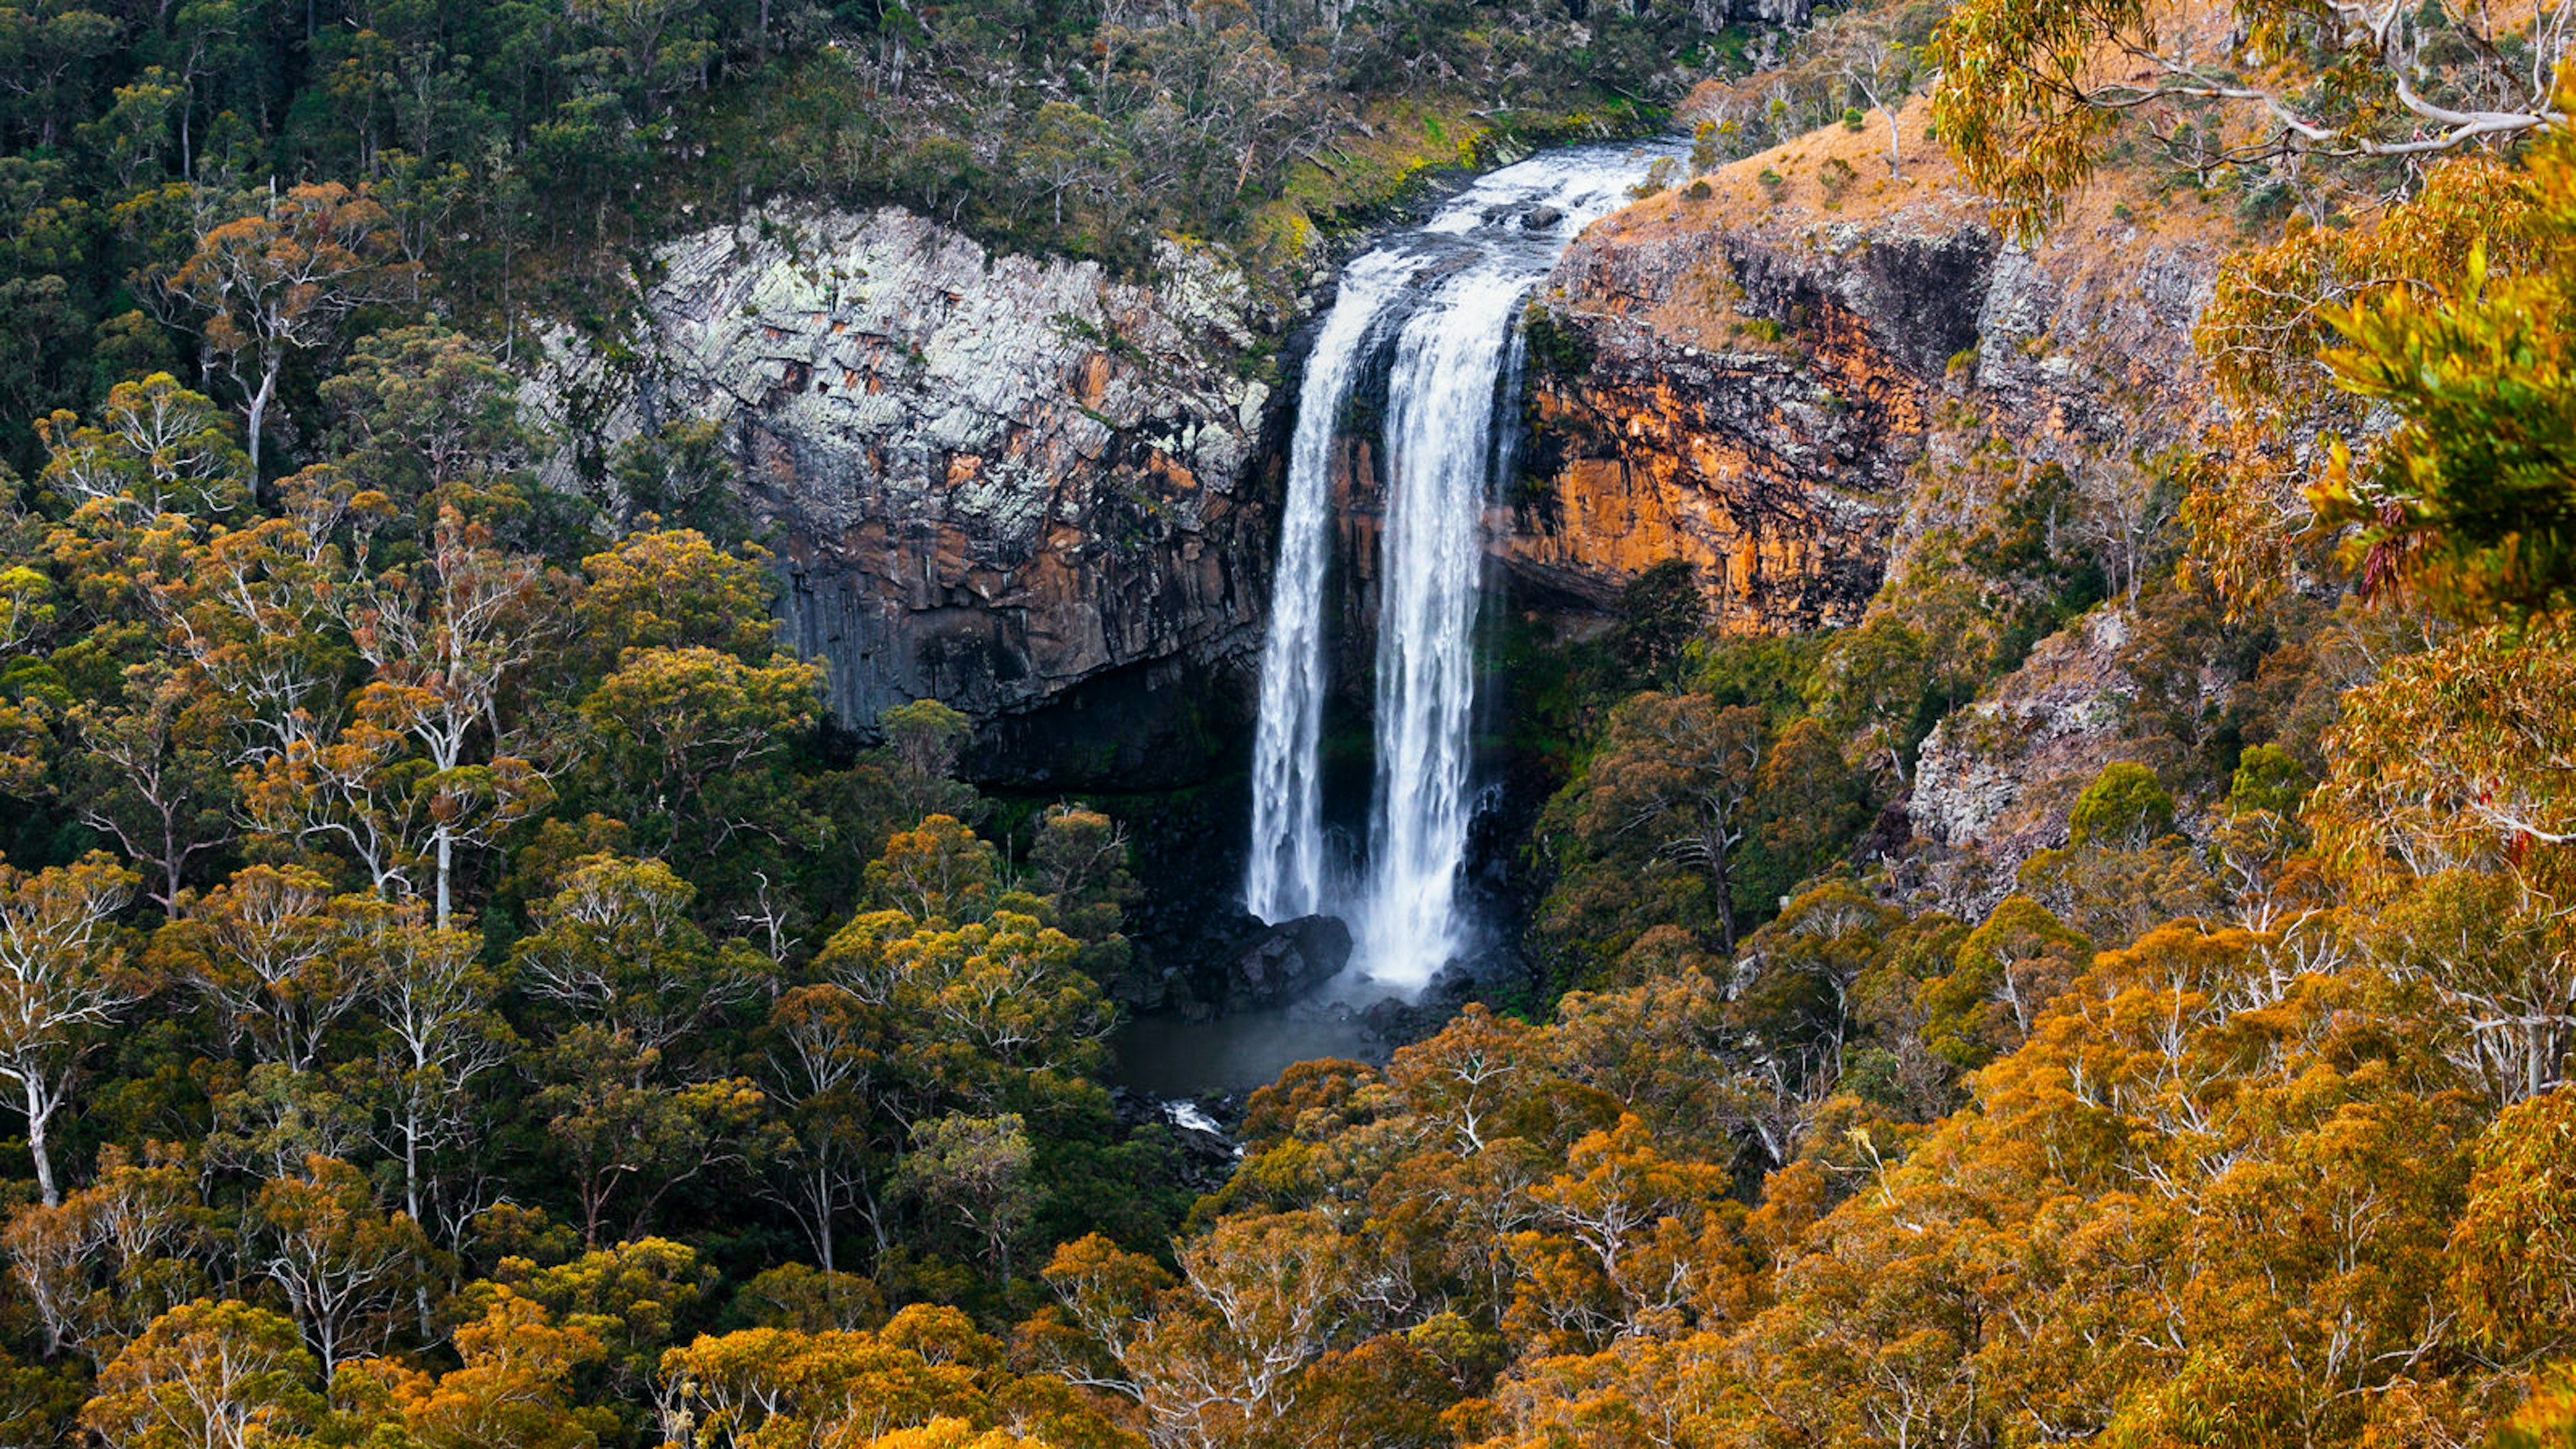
left=1515, top=99, right=2224, bottom=632
left=533, top=207, right=1281, bottom=782
left=1912, top=608, right=2135, bottom=851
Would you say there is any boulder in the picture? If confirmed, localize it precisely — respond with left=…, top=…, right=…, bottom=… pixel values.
left=1221, top=912, right=1353, bottom=1012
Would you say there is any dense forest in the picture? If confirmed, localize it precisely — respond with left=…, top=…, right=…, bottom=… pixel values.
left=0, top=0, right=1748, bottom=470
left=2, top=0, right=2575, bottom=1441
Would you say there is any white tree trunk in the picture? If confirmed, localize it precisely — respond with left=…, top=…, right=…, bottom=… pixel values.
left=23, top=1075, right=56, bottom=1208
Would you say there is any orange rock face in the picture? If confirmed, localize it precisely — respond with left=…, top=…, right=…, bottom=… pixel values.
left=1501, top=211, right=1991, bottom=631
left=1500, top=133, right=2226, bottom=639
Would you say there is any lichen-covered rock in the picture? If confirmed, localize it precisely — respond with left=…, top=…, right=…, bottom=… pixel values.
left=529, top=205, right=1280, bottom=782
left=1911, top=607, right=2135, bottom=857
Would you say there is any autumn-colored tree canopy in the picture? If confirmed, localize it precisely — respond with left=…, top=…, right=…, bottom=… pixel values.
left=0, top=0, right=2574, bottom=1442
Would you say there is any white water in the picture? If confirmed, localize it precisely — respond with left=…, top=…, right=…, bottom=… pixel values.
left=1358, top=272, right=1523, bottom=985
left=1244, top=140, right=1680, bottom=989
left=1242, top=258, right=1405, bottom=922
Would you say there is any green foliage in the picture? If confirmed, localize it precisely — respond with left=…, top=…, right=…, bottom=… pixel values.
left=1612, top=559, right=1708, bottom=688
left=15, top=5, right=2576, bottom=1449
left=608, top=420, right=751, bottom=545
left=1692, top=633, right=1823, bottom=722
left=0, top=250, right=1189, bottom=1438
left=2227, top=743, right=2310, bottom=818
left=2314, top=115, right=2576, bottom=622
left=1628, top=155, right=1680, bottom=201
left=1929, top=0, right=2559, bottom=239
left=1735, top=718, right=1869, bottom=914
left=1691, top=119, right=1724, bottom=174
left=1530, top=680, right=1872, bottom=989
left=2068, top=761, right=2177, bottom=848
left=1806, top=608, right=1934, bottom=777
left=2017, top=833, right=2223, bottom=947
left=882, top=700, right=974, bottom=781
left=2451, top=1087, right=2576, bottom=1358
left=318, top=324, right=530, bottom=515
left=1520, top=303, right=1597, bottom=381
left=0, top=0, right=1751, bottom=495
left=1915, top=895, right=2087, bottom=1069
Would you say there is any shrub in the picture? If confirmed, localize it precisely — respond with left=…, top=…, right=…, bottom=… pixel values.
left=2235, top=177, right=2294, bottom=227
left=2226, top=743, right=2308, bottom=817
left=1628, top=156, right=1678, bottom=201
left=1521, top=304, right=1596, bottom=380
left=2069, top=761, right=2177, bottom=848
left=1691, top=119, right=1722, bottom=173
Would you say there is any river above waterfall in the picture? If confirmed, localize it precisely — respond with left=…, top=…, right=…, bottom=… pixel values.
left=1242, top=134, right=1687, bottom=996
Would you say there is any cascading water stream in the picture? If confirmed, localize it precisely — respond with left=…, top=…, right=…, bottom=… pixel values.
left=1242, top=258, right=1404, bottom=923
left=1358, top=269, right=1522, bottom=986
left=1244, top=140, right=1678, bottom=990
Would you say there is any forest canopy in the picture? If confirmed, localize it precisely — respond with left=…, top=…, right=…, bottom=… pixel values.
left=1, top=0, right=2575, bottom=1442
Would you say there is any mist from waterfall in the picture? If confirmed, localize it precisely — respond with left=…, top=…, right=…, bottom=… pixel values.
left=1243, top=140, right=1678, bottom=990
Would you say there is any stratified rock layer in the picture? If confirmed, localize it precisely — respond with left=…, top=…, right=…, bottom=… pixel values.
left=1513, top=101, right=2223, bottom=637
left=1513, top=103, right=2236, bottom=907
left=1515, top=215, right=1984, bottom=628
left=535, top=206, right=1279, bottom=782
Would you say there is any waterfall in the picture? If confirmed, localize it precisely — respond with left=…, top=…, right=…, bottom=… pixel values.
left=1357, top=270, right=1523, bottom=986
left=1244, top=140, right=1678, bottom=988
left=1243, top=257, right=1403, bottom=922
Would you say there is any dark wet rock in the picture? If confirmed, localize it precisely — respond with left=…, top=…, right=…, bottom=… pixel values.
left=1108, top=1087, right=1244, bottom=1195
left=1851, top=797, right=1916, bottom=870
left=1104, top=900, right=1353, bottom=1022
left=1522, top=204, right=1566, bottom=230
left=1171, top=1124, right=1238, bottom=1187
left=1345, top=941, right=1540, bottom=1050
left=1220, top=913, right=1352, bottom=1013
left=1360, top=993, right=1415, bottom=1042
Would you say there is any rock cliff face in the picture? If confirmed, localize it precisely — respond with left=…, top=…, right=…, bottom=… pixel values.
left=533, top=205, right=1281, bottom=784
left=1911, top=608, right=2135, bottom=853
left=1501, top=103, right=2245, bottom=909
left=1512, top=100, right=2224, bottom=631
left=1513, top=215, right=1982, bottom=627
